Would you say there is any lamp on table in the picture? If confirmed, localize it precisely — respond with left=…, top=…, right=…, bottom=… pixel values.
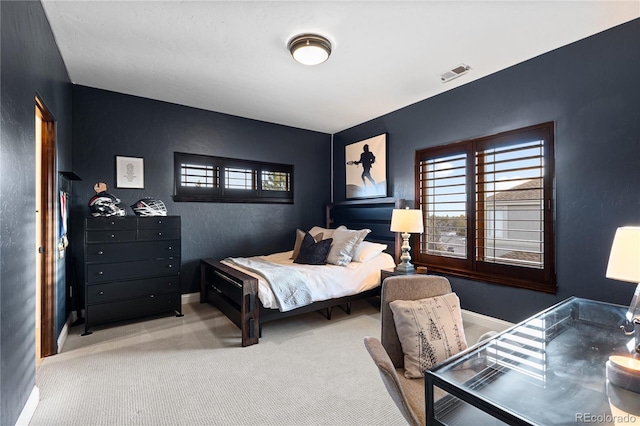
left=390, top=207, right=424, bottom=274
left=605, top=226, right=640, bottom=394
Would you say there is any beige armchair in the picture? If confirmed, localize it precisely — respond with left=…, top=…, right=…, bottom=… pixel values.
left=364, top=275, right=453, bottom=426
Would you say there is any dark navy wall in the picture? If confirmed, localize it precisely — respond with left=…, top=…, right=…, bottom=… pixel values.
left=334, top=19, right=640, bottom=323
left=1, top=2, right=73, bottom=425
left=70, top=86, right=331, bottom=295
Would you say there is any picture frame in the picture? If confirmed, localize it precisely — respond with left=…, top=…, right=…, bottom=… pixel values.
left=345, top=133, right=387, bottom=199
left=115, top=156, right=144, bottom=189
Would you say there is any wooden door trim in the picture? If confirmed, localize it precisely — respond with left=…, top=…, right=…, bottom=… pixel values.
left=36, top=96, right=56, bottom=357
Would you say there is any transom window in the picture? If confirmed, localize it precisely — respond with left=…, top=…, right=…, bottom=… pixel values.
left=173, top=152, right=293, bottom=203
left=415, top=122, right=555, bottom=293
left=225, top=167, right=256, bottom=190
left=180, top=163, right=218, bottom=188
left=262, top=170, right=291, bottom=192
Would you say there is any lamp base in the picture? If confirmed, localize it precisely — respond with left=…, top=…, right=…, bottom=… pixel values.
left=394, top=262, right=415, bottom=274
left=607, top=356, right=640, bottom=393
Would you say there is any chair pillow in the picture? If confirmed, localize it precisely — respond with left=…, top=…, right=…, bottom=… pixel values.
left=326, top=227, right=371, bottom=266
left=293, top=233, right=333, bottom=265
left=389, top=293, right=467, bottom=378
left=291, top=229, right=324, bottom=260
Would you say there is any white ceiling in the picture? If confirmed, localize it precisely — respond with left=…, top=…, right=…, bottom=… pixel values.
left=41, top=1, right=639, bottom=134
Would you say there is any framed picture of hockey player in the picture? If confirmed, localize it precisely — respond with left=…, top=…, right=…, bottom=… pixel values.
left=115, top=156, right=144, bottom=189
left=345, top=134, right=387, bottom=199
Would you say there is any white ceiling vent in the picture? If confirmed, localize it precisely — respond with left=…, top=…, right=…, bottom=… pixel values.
left=440, top=64, right=471, bottom=83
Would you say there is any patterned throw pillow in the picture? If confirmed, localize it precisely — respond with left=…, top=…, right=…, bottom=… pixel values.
left=389, top=293, right=467, bottom=378
left=293, top=232, right=333, bottom=265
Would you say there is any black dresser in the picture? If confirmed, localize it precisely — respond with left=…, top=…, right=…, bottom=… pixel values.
left=83, top=216, right=182, bottom=335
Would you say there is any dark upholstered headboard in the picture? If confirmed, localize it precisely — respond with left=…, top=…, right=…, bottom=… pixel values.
left=326, top=198, right=407, bottom=263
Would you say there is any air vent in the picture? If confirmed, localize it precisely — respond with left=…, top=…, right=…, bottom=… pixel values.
left=440, top=64, right=471, bottom=83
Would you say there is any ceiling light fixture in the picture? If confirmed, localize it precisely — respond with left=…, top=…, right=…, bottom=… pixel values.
left=288, top=34, right=332, bottom=66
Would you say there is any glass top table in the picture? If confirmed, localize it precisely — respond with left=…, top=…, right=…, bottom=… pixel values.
left=425, top=297, right=640, bottom=425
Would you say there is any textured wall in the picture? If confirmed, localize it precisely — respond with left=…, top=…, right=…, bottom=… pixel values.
left=0, top=2, right=72, bottom=425
left=70, top=86, right=331, bottom=295
left=333, top=19, right=640, bottom=323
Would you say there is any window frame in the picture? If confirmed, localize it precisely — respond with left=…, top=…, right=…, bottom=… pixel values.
left=414, top=122, right=556, bottom=293
left=173, top=152, right=294, bottom=204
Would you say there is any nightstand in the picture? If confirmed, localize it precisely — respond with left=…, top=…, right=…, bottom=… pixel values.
left=380, top=267, right=428, bottom=283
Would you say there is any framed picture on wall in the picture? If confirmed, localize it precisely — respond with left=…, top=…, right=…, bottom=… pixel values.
left=345, top=133, right=387, bottom=199
left=115, top=155, right=144, bottom=189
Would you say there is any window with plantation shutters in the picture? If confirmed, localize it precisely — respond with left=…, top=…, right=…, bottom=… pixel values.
left=173, top=152, right=293, bottom=203
left=420, top=151, right=468, bottom=260
left=415, top=122, right=555, bottom=293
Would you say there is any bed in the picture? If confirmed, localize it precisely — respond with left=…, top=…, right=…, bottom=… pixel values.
left=200, top=198, right=406, bottom=346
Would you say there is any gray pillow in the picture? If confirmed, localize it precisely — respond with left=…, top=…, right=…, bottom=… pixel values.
left=326, top=228, right=370, bottom=266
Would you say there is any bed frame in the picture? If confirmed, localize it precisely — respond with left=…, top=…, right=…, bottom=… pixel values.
left=200, top=198, right=406, bottom=346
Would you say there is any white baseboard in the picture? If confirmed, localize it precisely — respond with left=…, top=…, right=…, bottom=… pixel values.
left=461, top=309, right=513, bottom=331
left=181, top=292, right=200, bottom=305
left=15, top=386, right=39, bottom=426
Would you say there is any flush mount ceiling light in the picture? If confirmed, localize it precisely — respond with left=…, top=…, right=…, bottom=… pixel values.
left=288, top=34, right=332, bottom=66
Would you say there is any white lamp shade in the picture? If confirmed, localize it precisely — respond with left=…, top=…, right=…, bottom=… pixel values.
left=606, top=226, right=640, bottom=283
left=390, top=209, right=424, bottom=234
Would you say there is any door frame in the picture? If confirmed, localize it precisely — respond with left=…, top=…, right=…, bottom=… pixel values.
left=36, top=96, right=56, bottom=358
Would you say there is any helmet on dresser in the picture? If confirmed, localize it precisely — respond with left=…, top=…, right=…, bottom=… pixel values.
left=131, top=198, right=167, bottom=216
left=88, top=193, right=126, bottom=217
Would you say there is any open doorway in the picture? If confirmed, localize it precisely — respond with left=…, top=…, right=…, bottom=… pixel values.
left=35, top=96, right=56, bottom=364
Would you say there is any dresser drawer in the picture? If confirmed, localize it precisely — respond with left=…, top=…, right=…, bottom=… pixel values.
left=86, top=294, right=180, bottom=326
left=87, top=258, right=180, bottom=283
left=137, top=216, right=180, bottom=229
left=87, top=276, right=179, bottom=304
left=86, top=229, right=137, bottom=243
left=85, top=217, right=137, bottom=231
left=138, top=228, right=180, bottom=241
left=86, top=240, right=180, bottom=263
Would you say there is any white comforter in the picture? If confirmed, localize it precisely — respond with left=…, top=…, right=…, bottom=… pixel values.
left=222, top=250, right=395, bottom=309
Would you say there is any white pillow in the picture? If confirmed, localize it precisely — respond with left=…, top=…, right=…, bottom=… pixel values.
left=352, top=241, right=387, bottom=262
left=326, top=228, right=370, bottom=266
left=389, top=292, right=467, bottom=379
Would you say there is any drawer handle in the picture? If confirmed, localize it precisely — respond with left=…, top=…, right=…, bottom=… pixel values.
left=99, top=291, right=104, bottom=295
left=168, top=282, right=173, bottom=286
left=97, top=251, right=104, bottom=255
left=158, top=232, right=162, bottom=236
left=110, top=234, right=115, bottom=238
left=110, top=221, right=115, bottom=225
left=150, top=294, right=155, bottom=298
left=168, top=246, right=172, bottom=250
left=168, top=264, right=173, bottom=268
left=157, top=220, right=162, bottom=224
left=97, top=271, right=103, bottom=275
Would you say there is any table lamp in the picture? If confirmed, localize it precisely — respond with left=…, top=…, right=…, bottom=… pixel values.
left=606, top=226, right=640, bottom=394
left=390, top=207, right=424, bottom=273
left=606, top=226, right=640, bottom=353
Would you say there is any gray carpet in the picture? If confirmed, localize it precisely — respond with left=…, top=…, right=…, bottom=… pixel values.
left=31, top=300, right=492, bottom=426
